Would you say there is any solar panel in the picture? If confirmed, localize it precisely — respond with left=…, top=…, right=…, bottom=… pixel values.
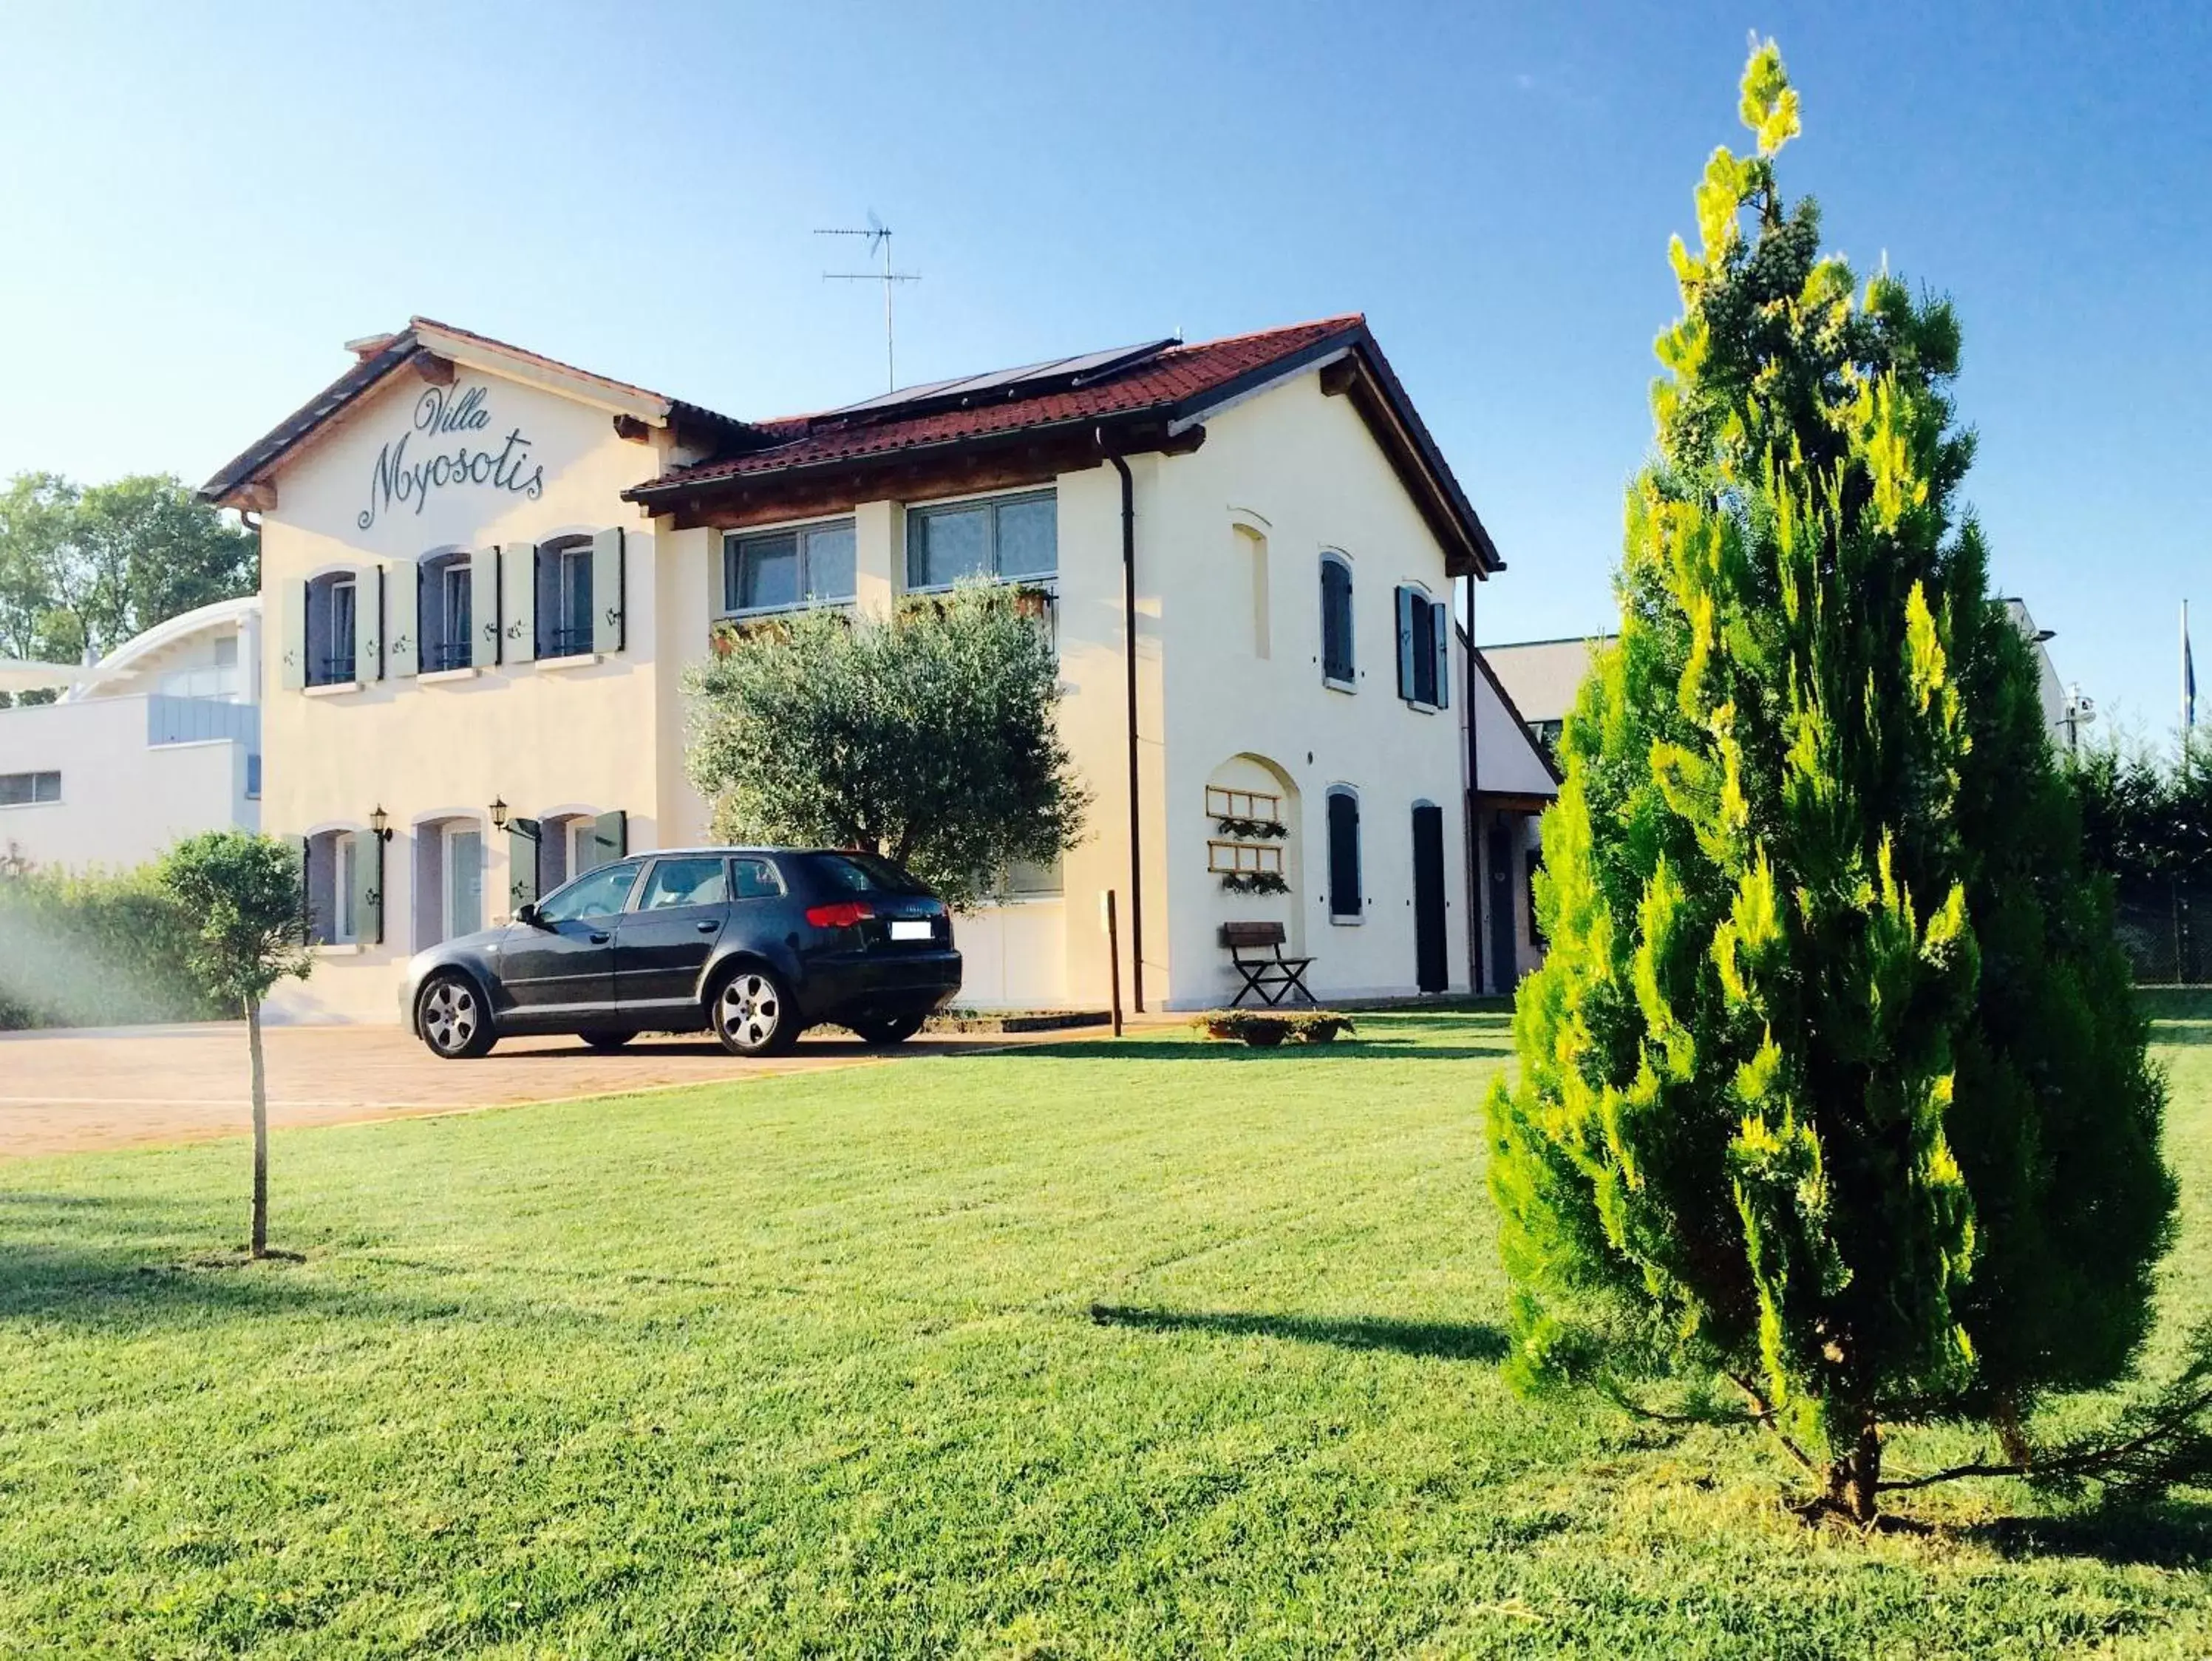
left=823, top=373, right=979, bottom=418
left=1015, top=339, right=1176, bottom=391
left=814, top=339, right=1178, bottom=424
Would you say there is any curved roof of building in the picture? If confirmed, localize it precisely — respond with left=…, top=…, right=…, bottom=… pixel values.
left=60, top=594, right=259, bottom=703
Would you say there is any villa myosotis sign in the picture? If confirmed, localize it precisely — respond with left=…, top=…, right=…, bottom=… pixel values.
left=358, top=383, right=546, bottom=530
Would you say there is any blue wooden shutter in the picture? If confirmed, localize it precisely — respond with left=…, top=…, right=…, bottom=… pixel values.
left=1395, top=585, right=1416, bottom=701
left=1327, top=792, right=1361, bottom=918
left=1321, top=559, right=1354, bottom=682
left=1432, top=596, right=1450, bottom=709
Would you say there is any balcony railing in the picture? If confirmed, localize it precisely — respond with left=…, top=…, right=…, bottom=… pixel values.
left=422, top=638, right=472, bottom=673
left=308, top=653, right=357, bottom=687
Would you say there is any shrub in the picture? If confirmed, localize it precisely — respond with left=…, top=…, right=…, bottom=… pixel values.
left=0, top=861, right=231, bottom=1029
left=1484, top=41, right=2179, bottom=1523
left=1192, top=1010, right=1355, bottom=1047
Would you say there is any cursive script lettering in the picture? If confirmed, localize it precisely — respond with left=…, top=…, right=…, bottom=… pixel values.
left=358, top=384, right=546, bottom=530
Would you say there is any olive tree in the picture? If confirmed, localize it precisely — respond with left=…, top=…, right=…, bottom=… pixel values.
left=158, top=832, right=313, bottom=1257
left=684, top=581, right=1088, bottom=909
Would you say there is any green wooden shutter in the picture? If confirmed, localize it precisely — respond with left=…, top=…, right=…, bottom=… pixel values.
left=501, top=542, right=537, bottom=665
left=354, top=565, right=382, bottom=682
left=1395, top=585, right=1416, bottom=702
left=508, top=820, right=541, bottom=910
left=387, top=561, right=418, bottom=679
left=591, top=526, right=625, bottom=654
left=589, top=810, right=627, bottom=871
left=279, top=579, right=306, bottom=690
left=471, top=548, right=502, bottom=669
left=353, top=829, right=384, bottom=945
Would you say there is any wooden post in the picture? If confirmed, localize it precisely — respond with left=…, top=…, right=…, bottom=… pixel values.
left=247, top=996, right=268, bottom=1257
left=1104, top=889, right=1124, bottom=1038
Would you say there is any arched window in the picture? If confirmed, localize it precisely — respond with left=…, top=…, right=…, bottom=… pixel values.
left=537, top=534, right=595, bottom=659
left=304, top=571, right=358, bottom=687
left=305, top=827, right=358, bottom=943
left=1326, top=787, right=1361, bottom=920
left=420, top=548, right=474, bottom=672
left=1320, top=553, right=1355, bottom=687
left=1394, top=582, right=1449, bottom=709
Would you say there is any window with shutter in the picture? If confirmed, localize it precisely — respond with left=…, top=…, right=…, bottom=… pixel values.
left=1326, top=788, right=1361, bottom=920
left=303, top=573, right=358, bottom=687
left=1397, top=587, right=1445, bottom=708
left=533, top=536, right=593, bottom=658
left=1320, top=555, right=1355, bottom=686
left=470, top=548, right=503, bottom=669
left=419, top=551, right=474, bottom=673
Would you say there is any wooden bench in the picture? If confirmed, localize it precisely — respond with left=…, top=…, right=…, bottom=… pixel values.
left=1219, top=921, right=1316, bottom=1008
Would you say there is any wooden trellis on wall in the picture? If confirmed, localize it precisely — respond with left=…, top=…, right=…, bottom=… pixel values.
left=1205, top=785, right=1289, bottom=888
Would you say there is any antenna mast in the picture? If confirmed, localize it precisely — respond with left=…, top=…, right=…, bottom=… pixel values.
left=816, top=214, right=919, bottom=390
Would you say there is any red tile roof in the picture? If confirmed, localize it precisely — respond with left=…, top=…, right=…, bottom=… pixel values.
left=633, top=316, right=1364, bottom=492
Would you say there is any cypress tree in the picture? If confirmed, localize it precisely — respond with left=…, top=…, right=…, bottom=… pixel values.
left=1486, top=40, right=2178, bottom=1522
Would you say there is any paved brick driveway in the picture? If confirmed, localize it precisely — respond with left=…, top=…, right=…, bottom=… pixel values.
left=0, top=1022, right=1085, bottom=1159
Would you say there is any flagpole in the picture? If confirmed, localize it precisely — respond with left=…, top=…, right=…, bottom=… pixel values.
left=2185, top=598, right=2196, bottom=781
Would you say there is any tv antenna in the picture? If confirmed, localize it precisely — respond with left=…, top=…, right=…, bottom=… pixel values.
left=817, top=211, right=919, bottom=390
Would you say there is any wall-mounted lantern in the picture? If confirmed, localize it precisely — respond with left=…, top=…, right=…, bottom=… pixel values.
left=368, top=804, right=393, bottom=843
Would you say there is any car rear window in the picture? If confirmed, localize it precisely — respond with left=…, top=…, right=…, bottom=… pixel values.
left=803, top=852, right=930, bottom=896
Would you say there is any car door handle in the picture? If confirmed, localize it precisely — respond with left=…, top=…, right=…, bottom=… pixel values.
left=589, top=931, right=610, bottom=945
left=695, top=920, right=718, bottom=933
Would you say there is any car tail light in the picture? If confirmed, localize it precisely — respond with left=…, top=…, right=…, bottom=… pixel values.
left=806, top=900, right=874, bottom=929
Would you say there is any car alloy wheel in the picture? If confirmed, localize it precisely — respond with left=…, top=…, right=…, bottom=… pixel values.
left=715, top=970, right=790, bottom=1056
left=420, top=974, right=492, bottom=1059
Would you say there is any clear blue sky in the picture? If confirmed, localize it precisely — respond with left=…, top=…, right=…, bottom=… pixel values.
left=4, top=2, right=2206, bottom=741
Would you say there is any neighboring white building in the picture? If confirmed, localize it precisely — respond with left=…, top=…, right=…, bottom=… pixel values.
left=0, top=596, right=262, bottom=871
left=1457, top=628, right=1560, bottom=994
left=204, top=316, right=1503, bottom=1021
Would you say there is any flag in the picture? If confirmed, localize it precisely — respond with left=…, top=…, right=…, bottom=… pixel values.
left=2188, top=601, right=2198, bottom=731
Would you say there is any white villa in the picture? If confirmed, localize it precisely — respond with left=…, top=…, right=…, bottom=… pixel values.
left=0, top=596, right=262, bottom=871
left=203, top=316, right=1506, bottom=1020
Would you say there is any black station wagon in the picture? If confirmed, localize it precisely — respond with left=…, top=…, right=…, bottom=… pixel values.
left=401, top=849, right=960, bottom=1059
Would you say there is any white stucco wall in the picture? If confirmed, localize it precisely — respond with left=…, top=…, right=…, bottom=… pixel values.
left=256, top=366, right=679, bottom=1020
left=249, top=348, right=1482, bottom=1022
left=0, top=696, right=256, bottom=871
left=1147, top=374, right=1472, bottom=1008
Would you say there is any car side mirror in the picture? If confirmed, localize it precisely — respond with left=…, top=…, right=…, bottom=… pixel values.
left=516, top=901, right=544, bottom=928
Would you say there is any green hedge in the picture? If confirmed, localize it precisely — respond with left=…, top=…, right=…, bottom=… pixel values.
left=0, top=864, right=231, bottom=1030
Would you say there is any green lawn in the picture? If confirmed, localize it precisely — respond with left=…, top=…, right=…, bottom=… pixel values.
left=3, top=1007, right=2211, bottom=1658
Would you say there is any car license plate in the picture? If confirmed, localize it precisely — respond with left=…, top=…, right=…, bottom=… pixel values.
left=890, top=920, right=932, bottom=941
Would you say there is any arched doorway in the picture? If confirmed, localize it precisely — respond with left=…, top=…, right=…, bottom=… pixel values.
left=1204, top=753, right=1303, bottom=959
